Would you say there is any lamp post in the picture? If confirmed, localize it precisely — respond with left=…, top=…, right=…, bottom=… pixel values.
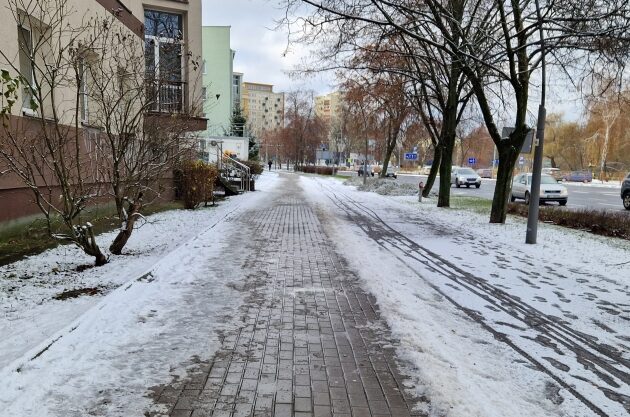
left=526, top=0, right=547, bottom=244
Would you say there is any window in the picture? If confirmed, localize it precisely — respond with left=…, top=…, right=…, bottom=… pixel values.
left=18, top=25, right=35, bottom=114
left=201, top=60, right=206, bottom=75
left=144, top=9, right=184, bottom=113
left=201, top=87, right=207, bottom=101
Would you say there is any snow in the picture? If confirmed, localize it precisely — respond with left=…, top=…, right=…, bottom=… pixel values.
left=0, top=172, right=282, bottom=417
left=1, top=170, right=627, bottom=417
left=301, top=175, right=630, bottom=417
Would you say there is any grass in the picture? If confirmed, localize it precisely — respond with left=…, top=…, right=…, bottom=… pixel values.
left=450, top=196, right=493, bottom=214
left=0, top=201, right=185, bottom=267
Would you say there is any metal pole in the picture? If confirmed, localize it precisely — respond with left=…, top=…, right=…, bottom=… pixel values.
left=526, top=0, right=547, bottom=244
left=364, top=137, right=368, bottom=185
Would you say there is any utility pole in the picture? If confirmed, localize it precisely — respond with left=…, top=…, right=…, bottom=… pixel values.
left=363, top=137, right=368, bottom=185
left=526, top=0, right=547, bottom=244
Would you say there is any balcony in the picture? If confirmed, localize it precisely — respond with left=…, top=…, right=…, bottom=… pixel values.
left=144, top=80, right=207, bottom=132
left=147, top=80, right=185, bottom=113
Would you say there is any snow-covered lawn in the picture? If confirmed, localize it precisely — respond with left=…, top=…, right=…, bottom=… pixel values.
left=0, top=173, right=281, bottom=417
left=302, top=175, right=629, bottom=417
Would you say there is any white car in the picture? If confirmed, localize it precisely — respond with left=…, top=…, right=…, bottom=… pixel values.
left=511, top=173, right=568, bottom=206
left=451, top=167, right=482, bottom=188
left=384, top=165, right=398, bottom=179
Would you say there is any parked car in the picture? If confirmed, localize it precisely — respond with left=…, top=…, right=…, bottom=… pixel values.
left=384, top=165, right=398, bottom=179
left=621, top=172, right=630, bottom=210
left=421, top=165, right=432, bottom=175
left=563, top=170, right=592, bottom=183
left=357, top=165, right=374, bottom=177
left=541, top=167, right=562, bottom=181
left=511, top=173, right=568, bottom=205
left=477, top=168, right=492, bottom=178
left=451, top=167, right=482, bottom=188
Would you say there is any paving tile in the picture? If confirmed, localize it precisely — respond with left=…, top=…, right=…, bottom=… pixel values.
left=152, top=181, right=421, bottom=417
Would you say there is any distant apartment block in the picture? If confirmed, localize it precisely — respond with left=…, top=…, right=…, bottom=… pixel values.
left=232, top=72, right=244, bottom=113
left=241, top=82, right=285, bottom=137
left=202, top=26, right=234, bottom=136
left=315, top=91, right=343, bottom=125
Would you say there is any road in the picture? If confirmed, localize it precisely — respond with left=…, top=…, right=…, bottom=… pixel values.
left=339, top=171, right=627, bottom=213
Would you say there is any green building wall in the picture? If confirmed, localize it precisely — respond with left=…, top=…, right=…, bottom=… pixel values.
left=202, top=26, right=233, bottom=136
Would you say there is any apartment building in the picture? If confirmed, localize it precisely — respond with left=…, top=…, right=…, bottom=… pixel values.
left=241, top=82, right=284, bottom=138
left=232, top=72, right=244, bottom=113
left=315, top=91, right=343, bottom=126
left=315, top=91, right=346, bottom=156
left=0, top=0, right=206, bottom=223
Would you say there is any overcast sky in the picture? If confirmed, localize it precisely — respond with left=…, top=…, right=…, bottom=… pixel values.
left=201, top=0, right=584, bottom=121
left=202, top=0, right=334, bottom=95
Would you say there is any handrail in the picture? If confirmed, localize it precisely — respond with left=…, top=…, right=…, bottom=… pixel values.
left=219, top=154, right=251, bottom=192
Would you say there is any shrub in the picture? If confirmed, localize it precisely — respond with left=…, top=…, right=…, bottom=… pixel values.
left=180, top=161, right=219, bottom=209
left=298, top=166, right=335, bottom=175
left=239, top=160, right=264, bottom=178
left=507, top=204, right=630, bottom=240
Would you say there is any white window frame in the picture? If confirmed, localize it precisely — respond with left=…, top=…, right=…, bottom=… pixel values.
left=18, top=24, right=37, bottom=116
left=144, top=10, right=185, bottom=113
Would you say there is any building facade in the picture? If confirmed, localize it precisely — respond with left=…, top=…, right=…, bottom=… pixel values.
left=241, top=82, right=284, bottom=138
left=315, top=91, right=346, bottom=158
left=201, top=26, right=234, bottom=136
left=232, top=72, right=244, bottom=114
left=315, top=91, right=343, bottom=126
left=0, top=0, right=206, bottom=224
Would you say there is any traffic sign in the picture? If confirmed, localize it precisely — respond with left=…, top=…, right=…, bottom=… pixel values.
left=468, top=157, right=477, bottom=165
left=519, top=156, right=525, bottom=165
left=404, top=153, right=418, bottom=160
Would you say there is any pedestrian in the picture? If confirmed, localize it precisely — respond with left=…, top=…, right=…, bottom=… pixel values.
left=268, top=160, right=272, bottom=171
left=418, top=181, right=424, bottom=202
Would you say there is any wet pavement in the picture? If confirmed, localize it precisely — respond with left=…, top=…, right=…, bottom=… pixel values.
left=150, top=175, right=423, bottom=417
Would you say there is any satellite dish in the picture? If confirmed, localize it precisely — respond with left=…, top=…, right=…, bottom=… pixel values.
left=210, top=140, right=217, bottom=147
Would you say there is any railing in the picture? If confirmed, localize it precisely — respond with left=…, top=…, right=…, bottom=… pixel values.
left=146, top=80, right=185, bottom=113
left=219, top=154, right=251, bottom=193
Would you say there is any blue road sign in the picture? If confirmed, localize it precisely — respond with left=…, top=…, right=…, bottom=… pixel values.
left=519, top=156, right=525, bottom=165
left=468, top=157, right=477, bottom=165
left=404, top=153, right=418, bottom=160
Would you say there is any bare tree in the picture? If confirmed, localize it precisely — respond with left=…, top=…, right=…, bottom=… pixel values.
left=0, top=0, right=108, bottom=265
left=84, top=12, right=202, bottom=254
left=281, top=0, right=630, bottom=222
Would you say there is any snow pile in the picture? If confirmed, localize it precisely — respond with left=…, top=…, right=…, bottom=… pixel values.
left=345, top=176, right=420, bottom=196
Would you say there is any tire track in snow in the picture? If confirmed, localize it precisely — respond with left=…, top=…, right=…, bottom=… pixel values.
left=315, top=178, right=630, bottom=417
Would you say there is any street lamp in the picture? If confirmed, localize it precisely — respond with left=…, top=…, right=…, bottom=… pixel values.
left=526, top=0, right=547, bottom=244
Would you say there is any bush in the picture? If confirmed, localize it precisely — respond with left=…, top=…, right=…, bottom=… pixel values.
left=180, top=161, right=218, bottom=209
left=298, top=166, right=335, bottom=175
left=506, top=204, right=630, bottom=240
left=239, top=160, right=264, bottom=178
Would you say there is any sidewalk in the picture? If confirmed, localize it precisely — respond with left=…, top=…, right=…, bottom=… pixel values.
left=151, top=176, right=421, bottom=417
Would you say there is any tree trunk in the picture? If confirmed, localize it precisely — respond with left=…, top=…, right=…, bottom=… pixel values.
left=437, top=138, right=455, bottom=207
left=380, top=123, right=401, bottom=178
left=490, top=145, right=519, bottom=223
left=109, top=195, right=143, bottom=255
left=422, top=145, right=442, bottom=197
left=74, top=222, right=108, bottom=266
